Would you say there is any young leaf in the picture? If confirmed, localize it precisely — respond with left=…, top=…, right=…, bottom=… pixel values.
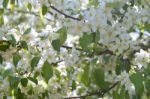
left=57, top=27, right=67, bottom=44
left=9, top=76, right=20, bottom=89
left=92, top=68, right=108, bottom=89
left=81, top=65, right=90, bottom=86
left=130, top=73, right=144, bottom=94
left=16, top=88, right=25, bottom=99
left=31, top=56, right=40, bottom=69
left=79, top=33, right=93, bottom=49
left=23, top=28, right=31, bottom=35
left=21, top=78, right=28, bottom=87
left=144, top=22, right=150, bottom=32
left=20, top=41, right=28, bottom=50
left=13, top=53, right=21, bottom=66
left=0, top=54, right=3, bottom=64
left=3, top=0, right=9, bottom=8
left=51, top=39, right=61, bottom=52
left=42, top=61, right=53, bottom=83
left=28, top=77, right=38, bottom=85
left=89, top=0, right=99, bottom=7
left=0, top=40, right=10, bottom=52
left=72, top=80, right=76, bottom=91
left=0, top=8, right=4, bottom=15
left=27, top=3, right=32, bottom=11
left=42, top=5, right=48, bottom=15
left=6, top=34, right=16, bottom=47
left=2, top=69, right=12, bottom=78
left=0, top=15, right=4, bottom=25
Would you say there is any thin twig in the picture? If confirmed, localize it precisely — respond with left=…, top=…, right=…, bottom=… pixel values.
left=49, top=3, right=81, bottom=21
left=64, top=82, right=119, bottom=99
left=61, top=45, right=114, bottom=56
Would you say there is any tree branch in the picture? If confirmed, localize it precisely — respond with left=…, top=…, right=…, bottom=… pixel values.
left=64, top=82, right=119, bottom=99
left=61, top=45, right=114, bottom=56
left=48, top=3, right=81, bottom=21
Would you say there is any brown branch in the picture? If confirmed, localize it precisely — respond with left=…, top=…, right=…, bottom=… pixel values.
left=64, top=82, right=119, bottom=99
left=49, top=3, right=81, bottom=21
left=98, top=50, right=114, bottom=55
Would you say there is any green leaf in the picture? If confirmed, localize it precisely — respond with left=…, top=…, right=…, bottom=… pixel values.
left=10, top=0, right=15, bottom=11
left=42, top=5, right=48, bottom=15
left=31, top=56, right=40, bottom=69
left=9, top=76, right=20, bottom=89
left=34, top=71, right=40, bottom=78
left=0, top=54, right=3, bottom=64
left=0, top=15, right=4, bottom=25
left=130, top=73, right=144, bottom=94
left=23, top=28, right=31, bottom=35
left=20, top=40, right=28, bottom=50
left=81, top=65, right=90, bottom=86
left=89, top=0, right=99, bottom=7
left=119, top=86, right=126, bottom=99
left=0, top=8, right=4, bottom=15
left=51, top=39, right=61, bottom=51
left=92, top=68, right=108, bottom=89
left=113, top=90, right=120, bottom=99
left=27, top=3, right=32, bottom=11
left=116, top=59, right=131, bottom=74
left=0, top=40, right=10, bottom=52
left=57, top=27, right=67, bottom=45
left=106, top=2, right=120, bottom=8
left=13, top=53, right=21, bottom=66
left=2, top=69, right=12, bottom=78
left=93, top=68, right=104, bottom=87
left=79, top=33, right=93, bottom=50
left=16, top=88, right=25, bottom=99
left=94, top=32, right=100, bottom=42
left=6, top=34, right=16, bottom=47
left=3, top=95, right=7, bottom=99
left=42, top=61, right=53, bottom=83
left=28, top=77, right=38, bottom=85
left=72, top=80, right=76, bottom=91
left=21, top=78, right=28, bottom=87
left=3, top=0, right=9, bottom=8
left=144, top=22, right=150, bottom=32
left=145, top=79, right=150, bottom=93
